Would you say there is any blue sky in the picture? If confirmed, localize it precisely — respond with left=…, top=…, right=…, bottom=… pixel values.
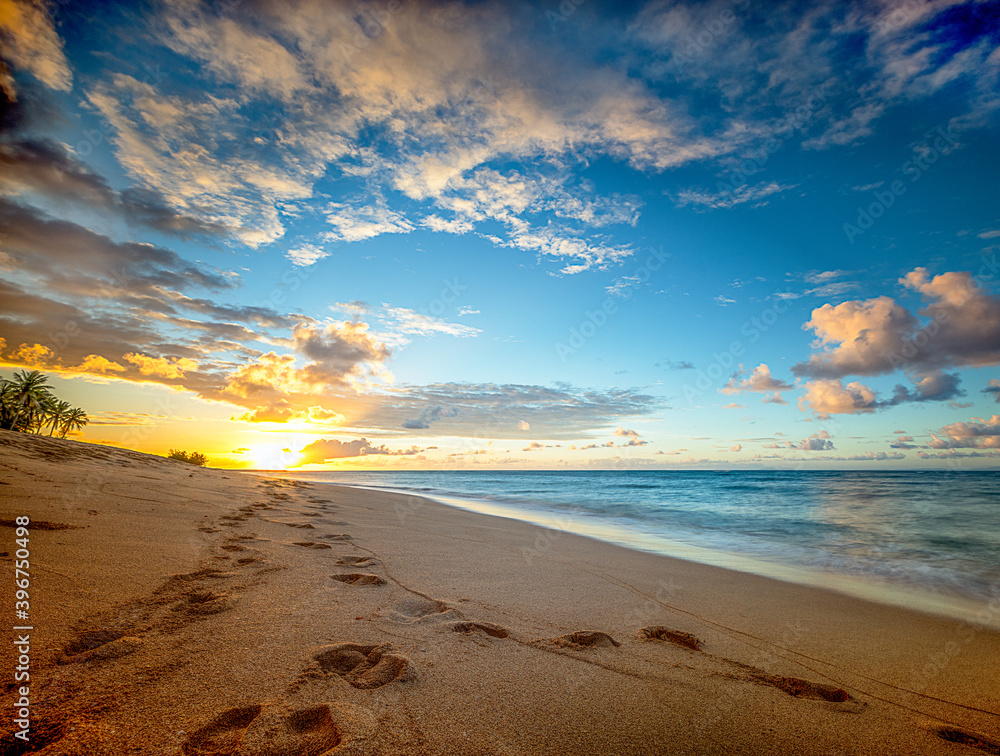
left=1, top=0, right=999, bottom=468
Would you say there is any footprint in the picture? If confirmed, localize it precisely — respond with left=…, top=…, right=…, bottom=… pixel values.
left=237, top=557, right=264, bottom=565
left=310, top=643, right=414, bottom=689
left=638, top=625, right=702, bottom=651
left=543, top=631, right=620, bottom=649
left=331, top=573, right=386, bottom=586
left=936, top=727, right=1000, bottom=754
left=182, top=704, right=262, bottom=755
left=319, top=533, right=353, bottom=541
left=448, top=621, right=509, bottom=639
left=174, top=590, right=233, bottom=616
left=159, top=568, right=231, bottom=588
left=238, top=704, right=342, bottom=756
left=753, top=673, right=851, bottom=703
left=286, top=522, right=315, bottom=529
left=335, top=555, right=379, bottom=568
left=388, top=597, right=456, bottom=623
left=58, top=629, right=143, bottom=664
left=293, top=541, right=332, bottom=550
left=222, top=544, right=246, bottom=552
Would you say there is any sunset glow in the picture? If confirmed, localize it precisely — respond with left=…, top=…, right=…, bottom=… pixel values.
left=2, top=0, right=999, bottom=469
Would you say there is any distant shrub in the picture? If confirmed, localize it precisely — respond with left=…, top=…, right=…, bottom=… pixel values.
left=167, top=449, right=208, bottom=466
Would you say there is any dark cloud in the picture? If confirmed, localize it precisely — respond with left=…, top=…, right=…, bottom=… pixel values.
left=0, top=197, right=233, bottom=294
left=885, top=372, right=964, bottom=405
left=0, top=140, right=228, bottom=237
left=983, top=379, right=1000, bottom=402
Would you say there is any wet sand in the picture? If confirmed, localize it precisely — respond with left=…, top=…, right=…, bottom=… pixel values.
left=1, top=429, right=999, bottom=755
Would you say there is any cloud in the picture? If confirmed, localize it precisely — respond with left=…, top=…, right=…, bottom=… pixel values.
left=285, top=244, right=329, bottom=267
left=77, top=354, right=126, bottom=373
left=794, top=268, right=1000, bottom=379
left=885, top=372, right=964, bottom=405
left=655, top=360, right=694, bottom=370
left=0, top=197, right=234, bottom=295
left=379, top=305, right=481, bottom=339
left=792, top=430, right=835, bottom=451
left=0, top=140, right=227, bottom=237
left=984, top=379, right=1000, bottom=402
left=401, top=405, right=459, bottom=430
left=798, top=379, right=878, bottom=419
left=613, top=426, right=648, bottom=446
left=721, top=364, right=793, bottom=395
left=422, top=215, right=475, bottom=234
left=123, top=352, right=198, bottom=379
left=730, top=444, right=742, bottom=452
left=797, top=370, right=963, bottom=419
left=928, top=415, right=1000, bottom=450
left=0, top=0, right=72, bottom=97
left=292, top=437, right=426, bottom=466
left=323, top=198, right=415, bottom=243
left=843, top=452, right=906, bottom=462
left=518, top=420, right=529, bottom=431
left=918, top=449, right=1000, bottom=460
left=371, top=383, right=660, bottom=439
left=674, top=181, right=796, bottom=210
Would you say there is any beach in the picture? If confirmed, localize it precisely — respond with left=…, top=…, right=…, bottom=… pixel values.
left=2, top=430, right=1000, bottom=756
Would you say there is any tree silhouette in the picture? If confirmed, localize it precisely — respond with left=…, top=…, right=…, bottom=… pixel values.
left=0, top=371, right=88, bottom=437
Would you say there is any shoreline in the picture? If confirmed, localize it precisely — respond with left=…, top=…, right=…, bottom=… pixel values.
left=3, top=431, right=1000, bottom=754
left=272, top=473, right=1000, bottom=631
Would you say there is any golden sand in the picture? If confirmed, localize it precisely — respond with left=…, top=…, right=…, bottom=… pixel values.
left=1, top=429, right=999, bottom=755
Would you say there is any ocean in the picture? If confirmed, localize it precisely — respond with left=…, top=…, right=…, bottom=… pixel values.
left=277, top=469, right=1000, bottom=623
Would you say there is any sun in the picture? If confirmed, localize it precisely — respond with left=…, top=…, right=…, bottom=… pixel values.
left=248, top=443, right=301, bottom=470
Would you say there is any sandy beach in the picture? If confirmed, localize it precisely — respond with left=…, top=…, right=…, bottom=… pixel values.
left=2, top=430, right=999, bottom=756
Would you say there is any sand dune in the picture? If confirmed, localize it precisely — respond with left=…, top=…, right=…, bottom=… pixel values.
left=2, top=429, right=1000, bottom=754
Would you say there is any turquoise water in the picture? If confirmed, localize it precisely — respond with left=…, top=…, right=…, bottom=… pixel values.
left=276, top=469, right=1000, bottom=618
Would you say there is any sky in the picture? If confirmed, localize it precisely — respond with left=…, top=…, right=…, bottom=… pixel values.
left=1, top=0, right=999, bottom=470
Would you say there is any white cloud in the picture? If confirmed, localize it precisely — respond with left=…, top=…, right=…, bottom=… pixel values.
left=674, top=181, right=796, bottom=210
left=285, top=244, right=329, bottom=267
left=323, top=199, right=414, bottom=243
left=421, top=215, right=475, bottom=234
left=380, top=305, right=481, bottom=339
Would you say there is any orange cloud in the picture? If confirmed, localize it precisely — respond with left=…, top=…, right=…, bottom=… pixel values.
left=76, top=354, right=126, bottom=373
left=795, top=268, right=1000, bottom=379
left=799, top=379, right=878, bottom=418
left=123, top=352, right=197, bottom=378
left=7, top=342, right=55, bottom=366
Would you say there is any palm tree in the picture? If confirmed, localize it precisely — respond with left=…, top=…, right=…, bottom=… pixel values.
left=0, top=379, right=17, bottom=430
left=4, top=370, right=55, bottom=433
left=47, top=400, right=73, bottom=436
left=59, top=407, right=88, bottom=438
